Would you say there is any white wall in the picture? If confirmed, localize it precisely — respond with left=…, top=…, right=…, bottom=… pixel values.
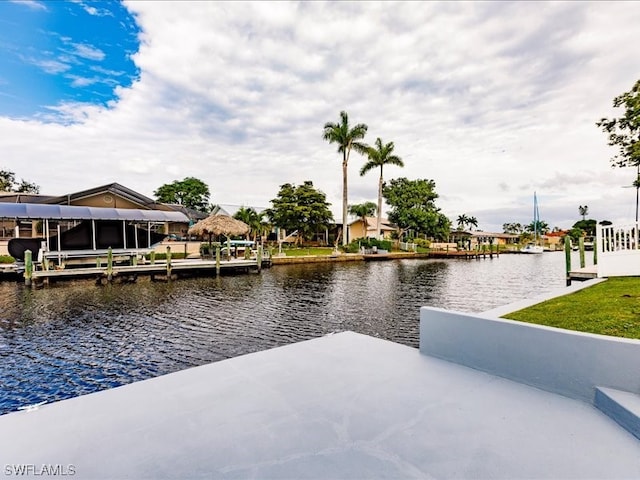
left=420, top=307, right=640, bottom=402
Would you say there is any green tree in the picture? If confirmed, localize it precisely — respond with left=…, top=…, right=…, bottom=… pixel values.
left=526, top=220, right=550, bottom=235
left=233, top=206, right=263, bottom=242
left=359, top=138, right=404, bottom=239
left=456, top=214, right=478, bottom=231
left=597, top=80, right=640, bottom=220
left=597, top=79, right=640, bottom=169
left=456, top=214, right=469, bottom=230
left=382, top=177, right=450, bottom=241
left=503, top=222, right=524, bottom=234
left=573, top=219, right=597, bottom=237
left=323, top=111, right=368, bottom=246
left=0, top=169, right=40, bottom=193
left=348, top=201, right=377, bottom=237
left=265, top=181, right=333, bottom=245
left=154, top=177, right=210, bottom=212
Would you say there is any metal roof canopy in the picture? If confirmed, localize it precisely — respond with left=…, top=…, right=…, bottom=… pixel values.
left=0, top=203, right=189, bottom=223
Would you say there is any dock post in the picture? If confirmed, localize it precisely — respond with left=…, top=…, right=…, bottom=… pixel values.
left=257, top=245, right=262, bottom=272
left=150, top=250, right=156, bottom=265
left=215, top=246, right=221, bottom=276
left=24, top=250, right=32, bottom=287
left=107, top=247, right=113, bottom=281
left=593, top=239, right=598, bottom=266
left=579, top=237, right=585, bottom=268
left=564, top=236, right=571, bottom=286
left=166, top=246, right=172, bottom=279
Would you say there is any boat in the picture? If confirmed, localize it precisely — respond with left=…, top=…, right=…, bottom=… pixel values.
left=520, top=192, right=544, bottom=254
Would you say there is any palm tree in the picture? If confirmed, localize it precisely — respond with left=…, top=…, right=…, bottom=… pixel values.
left=233, top=207, right=262, bottom=242
left=578, top=205, right=589, bottom=221
left=323, top=111, right=368, bottom=245
left=360, top=138, right=404, bottom=239
left=467, top=216, right=478, bottom=231
left=348, top=202, right=377, bottom=238
left=456, top=214, right=469, bottom=230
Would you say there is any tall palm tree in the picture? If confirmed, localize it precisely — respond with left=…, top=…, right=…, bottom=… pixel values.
left=467, top=216, right=478, bottom=231
left=323, top=111, right=368, bottom=245
left=578, top=205, right=589, bottom=221
left=348, top=202, right=377, bottom=239
left=359, top=138, right=404, bottom=239
left=456, top=214, right=469, bottom=230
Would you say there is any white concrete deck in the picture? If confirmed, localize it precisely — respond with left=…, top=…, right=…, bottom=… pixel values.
left=0, top=331, right=638, bottom=479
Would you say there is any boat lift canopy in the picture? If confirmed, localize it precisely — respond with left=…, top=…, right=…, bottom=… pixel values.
left=2, top=203, right=190, bottom=261
left=0, top=203, right=189, bottom=223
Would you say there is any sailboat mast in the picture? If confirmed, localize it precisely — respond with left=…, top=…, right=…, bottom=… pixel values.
left=533, top=192, right=538, bottom=243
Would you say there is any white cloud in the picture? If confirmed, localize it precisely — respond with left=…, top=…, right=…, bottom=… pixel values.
left=10, top=0, right=47, bottom=11
left=2, top=1, right=640, bottom=232
left=71, top=43, right=106, bottom=61
left=32, top=58, right=70, bottom=74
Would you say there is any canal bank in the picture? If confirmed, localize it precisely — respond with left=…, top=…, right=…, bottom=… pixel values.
left=270, top=251, right=430, bottom=265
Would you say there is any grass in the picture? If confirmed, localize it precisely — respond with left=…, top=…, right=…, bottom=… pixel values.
left=503, top=277, right=640, bottom=339
left=0, top=255, right=15, bottom=263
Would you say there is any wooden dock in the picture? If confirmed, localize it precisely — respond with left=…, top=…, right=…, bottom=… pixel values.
left=21, top=257, right=271, bottom=286
left=427, top=249, right=499, bottom=259
left=568, top=265, right=598, bottom=281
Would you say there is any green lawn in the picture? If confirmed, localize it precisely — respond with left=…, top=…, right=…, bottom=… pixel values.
left=503, top=277, right=640, bottom=339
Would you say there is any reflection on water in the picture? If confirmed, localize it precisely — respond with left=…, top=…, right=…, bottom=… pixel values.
left=0, top=252, right=587, bottom=415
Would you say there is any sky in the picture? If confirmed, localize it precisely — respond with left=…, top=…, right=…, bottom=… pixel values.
left=1, top=0, right=640, bottom=233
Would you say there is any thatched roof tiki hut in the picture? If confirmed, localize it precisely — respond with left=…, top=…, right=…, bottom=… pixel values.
left=188, top=214, right=249, bottom=259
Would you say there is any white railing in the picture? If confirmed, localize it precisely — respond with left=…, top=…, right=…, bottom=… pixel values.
left=399, top=242, right=417, bottom=252
left=596, top=223, right=640, bottom=277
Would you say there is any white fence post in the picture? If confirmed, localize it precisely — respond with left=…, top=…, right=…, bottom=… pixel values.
left=597, top=222, right=640, bottom=277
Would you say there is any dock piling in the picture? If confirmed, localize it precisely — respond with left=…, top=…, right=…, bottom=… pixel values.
left=24, top=250, right=33, bottom=286
left=257, top=245, right=263, bottom=272
left=107, top=247, right=113, bottom=281
left=166, top=246, right=172, bottom=279
left=215, top=246, right=221, bottom=276
left=579, top=237, right=585, bottom=268
left=564, top=236, right=572, bottom=286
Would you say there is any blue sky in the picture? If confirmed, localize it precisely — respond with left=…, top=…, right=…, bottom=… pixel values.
left=0, top=0, right=139, bottom=120
left=1, top=1, right=640, bottom=232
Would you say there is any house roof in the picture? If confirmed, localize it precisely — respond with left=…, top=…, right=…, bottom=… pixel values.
left=349, top=216, right=395, bottom=231
left=211, top=204, right=268, bottom=217
left=0, top=203, right=189, bottom=222
left=38, top=182, right=159, bottom=208
left=0, top=192, right=56, bottom=204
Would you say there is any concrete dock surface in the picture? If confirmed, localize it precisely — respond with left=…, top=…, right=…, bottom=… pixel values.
left=0, top=331, right=638, bottom=479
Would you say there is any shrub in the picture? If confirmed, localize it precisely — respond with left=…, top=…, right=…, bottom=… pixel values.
left=342, top=238, right=393, bottom=253
left=0, top=255, right=15, bottom=264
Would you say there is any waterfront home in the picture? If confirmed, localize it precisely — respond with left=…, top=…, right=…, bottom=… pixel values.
left=0, top=183, right=203, bottom=242
left=348, top=216, right=396, bottom=242
left=449, top=230, right=519, bottom=249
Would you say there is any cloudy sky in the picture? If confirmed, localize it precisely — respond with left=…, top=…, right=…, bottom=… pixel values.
left=1, top=0, right=640, bottom=232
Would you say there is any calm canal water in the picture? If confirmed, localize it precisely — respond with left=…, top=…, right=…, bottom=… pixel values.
left=0, top=251, right=589, bottom=415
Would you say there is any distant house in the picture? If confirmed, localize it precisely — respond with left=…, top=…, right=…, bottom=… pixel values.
left=0, top=183, right=204, bottom=240
left=449, top=230, right=519, bottom=249
left=348, top=217, right=396, bottom=242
